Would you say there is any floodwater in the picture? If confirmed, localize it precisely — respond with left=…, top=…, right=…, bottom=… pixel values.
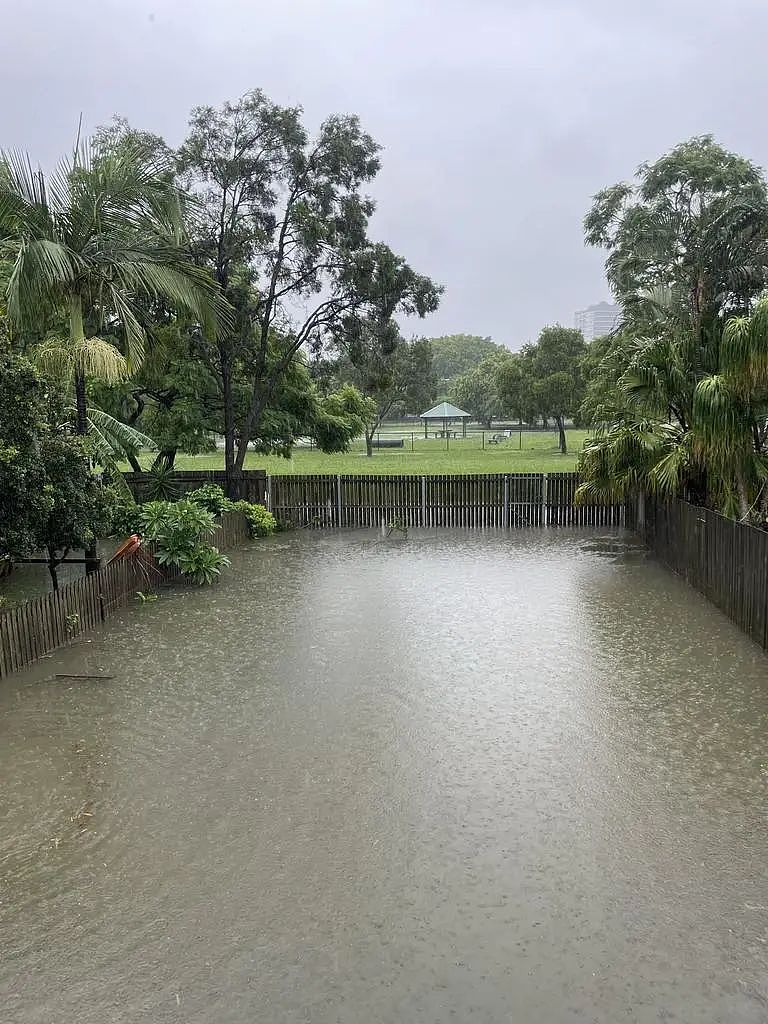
left=1, top=529, right=767, bottom=1024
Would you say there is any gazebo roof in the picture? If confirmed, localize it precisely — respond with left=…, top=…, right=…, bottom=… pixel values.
left=420, top=401, right=471, bottom=420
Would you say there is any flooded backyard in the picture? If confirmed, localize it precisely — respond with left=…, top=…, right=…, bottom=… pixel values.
left=1, top=528, right=767, bottom=1023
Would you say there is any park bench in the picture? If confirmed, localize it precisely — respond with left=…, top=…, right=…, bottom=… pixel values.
left=488, top=433, right=507, bottom=445
left=372, top=438, right=404, bottom=448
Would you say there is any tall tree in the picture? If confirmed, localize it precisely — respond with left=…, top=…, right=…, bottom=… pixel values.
left=529, top=326, right=586, bottom=453
left=175, top=91, right=440, bottom=492
left=585, top=135, right=768, bottom=348
left=579, top=137, right=768, bottom=517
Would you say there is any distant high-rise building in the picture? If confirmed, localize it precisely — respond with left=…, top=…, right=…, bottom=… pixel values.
left=574, top=301, right=620, bottom=341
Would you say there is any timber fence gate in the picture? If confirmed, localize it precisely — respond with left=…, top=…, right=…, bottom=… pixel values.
left=628, top=495, right=768, bottom=651
left=0, top=512, right=251, bottom=680
left=267, top=472, right=624, bottom=530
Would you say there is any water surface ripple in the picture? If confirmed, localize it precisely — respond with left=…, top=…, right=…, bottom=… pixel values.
left=1, top=529, right=767, bottom=1023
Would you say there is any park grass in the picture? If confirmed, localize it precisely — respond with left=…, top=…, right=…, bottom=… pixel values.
left=140, top=429, right=590, bottom=475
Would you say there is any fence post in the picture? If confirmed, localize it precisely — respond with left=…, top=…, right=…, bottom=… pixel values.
left=504, top=474, right=510, bottom=529
left=265, top=475, right=272, bottom=512
left=336, top=474, right=343, bottom=528
left=542, top=473, right=549, bottom=526
left=421, top=475, right=427, bottom=527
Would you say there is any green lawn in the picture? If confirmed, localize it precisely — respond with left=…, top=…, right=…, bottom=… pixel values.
left=143, top=430, right=590, bottom=475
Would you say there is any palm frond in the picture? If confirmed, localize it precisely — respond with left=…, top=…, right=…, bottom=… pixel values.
left=85, top=404, right=156, bottom=457
left=37, top=334, right=128, bottom=383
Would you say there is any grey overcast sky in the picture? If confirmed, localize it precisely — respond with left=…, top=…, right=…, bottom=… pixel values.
left=2, top=0, right=768, bottom=348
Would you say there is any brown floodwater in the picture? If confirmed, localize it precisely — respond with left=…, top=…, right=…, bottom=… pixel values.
left=1, top=529, right=767, bottom=1023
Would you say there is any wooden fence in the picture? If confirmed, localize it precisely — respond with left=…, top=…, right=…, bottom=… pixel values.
left=628, top=495, right=768, bottom=650
left=125, top=469, right=267, bottom=504
left=0, top=512, right=251, bottom=680
left=267, top=472, right=624, bottom=529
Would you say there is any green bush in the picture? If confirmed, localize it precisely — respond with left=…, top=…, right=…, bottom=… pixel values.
left=186, top=484, right=234, bottom=516
left=233, top=500, right=277, bottom=537
left=111, top=500, right=142, bottom=538
left=134, top=499, right=230, bottom=585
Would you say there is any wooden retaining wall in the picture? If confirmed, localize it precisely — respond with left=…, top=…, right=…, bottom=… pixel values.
left=629, top=495, right=768, bottom=651
left=268, top=472, right=624, bottom=529
left=0, top=512, right=251, bottom=680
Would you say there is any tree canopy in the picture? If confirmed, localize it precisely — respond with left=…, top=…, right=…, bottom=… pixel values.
left=430, top=334, right=505, bottom=387
left=579, top=136, right=768, bottom=518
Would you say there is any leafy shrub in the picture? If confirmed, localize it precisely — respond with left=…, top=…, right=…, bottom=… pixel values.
left=110, top=500, right=142, bottom=538
left=135, top=499, right=229, bottom=585
left=186, top=484, right=235, bottom=516
left=185, top=485, right=276, bottom=538
left=233, top=500, right=277, bottom=537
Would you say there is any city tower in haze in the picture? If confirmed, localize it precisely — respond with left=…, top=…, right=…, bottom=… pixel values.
left=574, top=301, right=620, bottom=341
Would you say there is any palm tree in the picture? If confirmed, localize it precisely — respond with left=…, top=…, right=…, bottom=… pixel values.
left=578, top=299, right=768, bottom=519
left=0, top=139, right=229, bottom=435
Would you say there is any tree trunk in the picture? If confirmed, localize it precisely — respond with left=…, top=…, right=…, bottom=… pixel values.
left=365, top=430, right=374, bottom=457
left=126, top=453, right=142, bottom=473
left=556, top=415, right=567, bottom=454
left=221, top=347, right=238, bottom=497
left=70, top=295, right=98, bottom=574
left=151, top=448, right=177, bottom=471
left=47, top=548, right=59, bottom=593
left=74, top=371, right=88, bottom=436
left=736, top=470, right=749, bottom=520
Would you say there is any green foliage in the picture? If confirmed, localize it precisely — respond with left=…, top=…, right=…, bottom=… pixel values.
left=585, top=135, right=768, bottom=336
left=312, top=383, right=376, bottom=453
left=430, top=335, right=506, bottom=386
left=451, top=352, right=514, bottom=427
left=186, top=484, right=235, bottom=516
left=578, top=137, right=768, bottom=517
left=0, top=351, right=113, bottom=564
left=0, top=137, right=231, bottom=451
left=36, top=431, right=114, bottom=558
left=145, top=462, right=180, bottom=500
left=134, top=499, right=230, bottom=585
left=110, top=92, right=440, bottom=480
left=0, top=351, right=54, bottom=556
left=333, top=333, right=436, bottom=452
left=175, top=544, right=231, bottom=586
left=232, top=501, right=277, bottom=537
left=185, top=483, right=276, bottom=536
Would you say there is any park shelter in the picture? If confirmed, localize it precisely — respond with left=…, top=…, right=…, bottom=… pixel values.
left=420, top=401, right=471, bottom=438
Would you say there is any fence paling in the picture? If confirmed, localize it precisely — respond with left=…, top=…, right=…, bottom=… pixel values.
left=631, top=494, right=768, bottom=652
left=0, top=511, right=251, bottom=680
left=268, top=471, right=622, bottom=530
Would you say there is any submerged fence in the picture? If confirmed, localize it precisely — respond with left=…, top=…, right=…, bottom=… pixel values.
left=267, top=472, right=623, bottom=529
left=0, top=512, right=251, bottom=680
left=629, top=496, right=768, bottom=651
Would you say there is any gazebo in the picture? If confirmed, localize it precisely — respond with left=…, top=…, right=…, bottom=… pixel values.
left=420, top=401, right=471, bottom=439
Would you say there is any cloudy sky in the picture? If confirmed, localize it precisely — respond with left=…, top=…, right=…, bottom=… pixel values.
left=3, top=0, right=768, bottom=347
